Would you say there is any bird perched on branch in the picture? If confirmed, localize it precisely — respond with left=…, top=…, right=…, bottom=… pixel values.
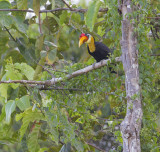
left=79, top=33, right=112, bottom=62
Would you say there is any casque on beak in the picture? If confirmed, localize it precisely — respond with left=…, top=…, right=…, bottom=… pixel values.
left=79, top=35, right=88, bottom=47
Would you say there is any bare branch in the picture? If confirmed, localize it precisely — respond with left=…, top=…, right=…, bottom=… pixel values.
left=0, top=8, right=108, bottom=13
left=0, top=9, right=34, bottom=12
left=0, top=80, right=48, bottom=85
left=151, top=54, right=160, bottom=56
left=61, top=0, right=73, bottom=11
left=3, top=26, right=16, bottom=42
left=85, top=141, right=105, bottom=152
left=49, top=57, right=121, bottom=85
left=0, top=57, right=121, bottom=86
left=40, top=87, right=87, bottom=91
left=147, top=17, right=160, bottom=19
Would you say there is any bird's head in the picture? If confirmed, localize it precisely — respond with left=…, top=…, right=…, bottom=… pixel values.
left=79, top=33, right=94, bottom=47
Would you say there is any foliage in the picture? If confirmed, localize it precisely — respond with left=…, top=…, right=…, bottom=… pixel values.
left=0, top=0, right=159, bottom=152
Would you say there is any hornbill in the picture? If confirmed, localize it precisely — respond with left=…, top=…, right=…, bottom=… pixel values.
left=79, top=33, right=112, bottom=62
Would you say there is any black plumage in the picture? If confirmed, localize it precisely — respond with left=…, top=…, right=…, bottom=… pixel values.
left=87, top=42, right=112, bottom=62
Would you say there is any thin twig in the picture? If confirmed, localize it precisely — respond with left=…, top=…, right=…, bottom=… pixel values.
left=37, top=63, right=55, bottom=77
left=0, top=80, right=47, bottom=85
left=147, top=17, right=160, bottom=19
left=61, top=0, right=73, bottom=11
left=0, top=8, right=108, bottom=13
left=85, top=141, right=106, bottom=152
left=3, top=26, right=16, bottom=42
left=151, top=54, right=160, bottom=56
left=0, top=9, right=34, bottom=12
left=40, top=87, right=87, bottom=91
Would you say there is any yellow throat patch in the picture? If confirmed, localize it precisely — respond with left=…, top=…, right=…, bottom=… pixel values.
left=86, top=36, right=95, bottom=53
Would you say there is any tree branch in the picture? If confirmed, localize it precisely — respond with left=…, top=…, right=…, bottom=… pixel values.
left=0, top=57, right=121, bottom=86
left=3, top=26, right=16, bottom=42
left=151, top=54, right=160, bottom=56
left=61, top=0, right=73, bottom=11
left=40, top=87, right=87, bottom=91
left=0, top=8, right=108, bottom=13
left=85, top=141, right=105, bottom=152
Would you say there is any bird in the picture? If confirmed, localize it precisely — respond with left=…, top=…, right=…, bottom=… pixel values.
left=79, top=33, right=112, bottom=62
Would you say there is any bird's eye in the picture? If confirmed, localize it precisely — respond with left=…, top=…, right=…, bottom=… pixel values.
left=87, top=34, right=90, bottom=38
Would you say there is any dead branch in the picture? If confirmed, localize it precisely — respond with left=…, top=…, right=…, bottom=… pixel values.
left=0, top=57, right=121, bottom=86
left=0, top=8, right=108, bottom=13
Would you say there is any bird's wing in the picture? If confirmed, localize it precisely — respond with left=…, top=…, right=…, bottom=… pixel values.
left=95, top=42, right=111, bottom=58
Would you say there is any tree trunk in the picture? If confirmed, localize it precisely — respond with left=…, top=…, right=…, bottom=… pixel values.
left=119, top=0, right=143, bottom=151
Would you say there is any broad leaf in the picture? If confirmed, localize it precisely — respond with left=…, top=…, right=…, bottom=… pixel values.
left=46, top=49, right=57, bottom=64
left=52, top=0, right=55, bottom=9
left=33, top=0, right=40, bottom=16
left=16, top=95, right=31, bottom=111
left=0, top=84, right=8, bottom=102
left=13, top=16, right=28, bottom=34
left=35, top=35, right=44, bottom=58
left=0, top=106, right=6, bottom=122
left=28, top=123, right=41, bottom=152
left=15, top=108, right=45, bottom=140
left=0, top=15, right=14, bottom=28
left=14, top=63, right=35, bottom=80
left=0, top=1, right=11, bottom=15
left=5, top=63, right=22, bottom=89
left=46, top=111, right=59, bottom=145
left=5, top=100, right=16, bottom=124
left=85, top=0, right=101, bottom=31
left=17, top=0, right=28, bottom=9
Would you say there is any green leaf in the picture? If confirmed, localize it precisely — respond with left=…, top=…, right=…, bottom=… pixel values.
left=33, top=0, right=40, bottom=16
left=46, top=111, right=59, bottom=144
left=5, top=100, right=16, bottom=124
left=40, top=50, right=47, bottom=58
left=28, top=123, right=40, bottom=152
left=17, top=0, right=28, bottom=9
left=59, top=11, right=69, bottom=25
left=73, top=139, right=84, bottom=152
left=54, top=0, right=64, bottom=8
left=4, top=50, right=25, bottom=64
left=0, top=1, right=11, bottom=15
left=43, top=16, right=59, bottom=33
left=27, top=24, right=40, bottom=39
left=13, top=16, right=28, bottom=34
left=15, top=113, right=24, bottom=121
left=15, top=108, right=45, bottom=140
left=48, top=49, right=57, bottom=62
left=52, top=0, right=55, bottom=9
left=5, top=63, right=22, bottom=89
left=0, top=31, right=9, bottom=52
left=35, top=35, right=44, bottom=51
left=49, top=130, right=59, bottom=145
left=35, top=35, right=44, bottom=58
left=0, top=106, right=6, bottom=122
left=71, top=13, right=81, bottom=23
left=14, top=63, right=35, bottom=80
left=44, top=41, right=58, bottom=48
left=0, top=15, right=14, bottom=27
left=16, top=95, right=31, bottom=111
left=0, top=83, right=8, bottom=101
left=38, top=148, right=49, bottom=152
left=85, top=0, right=101, bottom=31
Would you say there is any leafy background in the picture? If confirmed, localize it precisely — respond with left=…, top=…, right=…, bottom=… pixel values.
left=0, top=0, right=159, bottom=151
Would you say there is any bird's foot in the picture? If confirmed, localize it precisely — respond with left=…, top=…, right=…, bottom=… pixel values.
left=100, top=60, right=104, bottom=66
left=92, top=63, right=96, bottom=69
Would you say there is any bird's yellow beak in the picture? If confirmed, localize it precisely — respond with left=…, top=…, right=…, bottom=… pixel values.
left=79, top=36, right=88, bottom=47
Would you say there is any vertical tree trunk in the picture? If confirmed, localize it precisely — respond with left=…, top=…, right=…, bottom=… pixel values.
left=119, top=0, right=143, bottom=151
